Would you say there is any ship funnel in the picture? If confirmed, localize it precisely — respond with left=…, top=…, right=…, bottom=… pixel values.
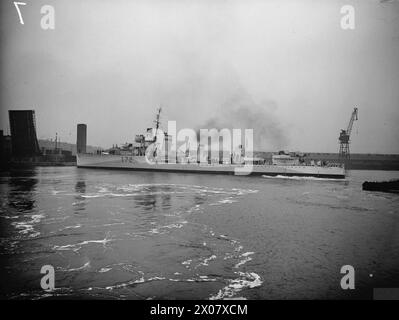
left=76, top=124, right=87, bottom=154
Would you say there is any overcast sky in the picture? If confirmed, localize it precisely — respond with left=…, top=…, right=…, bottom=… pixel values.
left=1, top=0, right=398, bottom=153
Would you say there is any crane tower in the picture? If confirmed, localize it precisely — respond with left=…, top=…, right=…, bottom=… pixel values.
left=339, top=107, right=358, bottom=163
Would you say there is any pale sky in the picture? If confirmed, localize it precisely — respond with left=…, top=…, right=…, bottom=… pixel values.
left=1, top=0, right=398, bottom=153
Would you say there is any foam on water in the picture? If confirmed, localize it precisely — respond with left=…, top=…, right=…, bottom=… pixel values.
left=196, top=255, right=217, bottom=268
left=11, top=213, right=45, bottom=238
left=262, top=175, right=347, bottom=182
left=52, top=236, right=113, bottom=252
left=234, top=252, right=254, bottom=268
left=209, top=272, right=263, bottom=300
left=59, top=261, right=91, bottom=272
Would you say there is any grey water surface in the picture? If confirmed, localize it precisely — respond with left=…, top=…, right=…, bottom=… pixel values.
left=1, top=167, right=398, bottom=299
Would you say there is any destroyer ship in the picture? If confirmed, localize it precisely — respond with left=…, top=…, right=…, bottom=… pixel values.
left=76, top=108, right=346, bottom=179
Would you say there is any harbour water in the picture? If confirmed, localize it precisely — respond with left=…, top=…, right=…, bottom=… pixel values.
left=0, top=167, right=398, bottom=299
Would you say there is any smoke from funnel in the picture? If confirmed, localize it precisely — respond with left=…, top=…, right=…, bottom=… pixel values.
left=196, top=87, right=289, bottom=151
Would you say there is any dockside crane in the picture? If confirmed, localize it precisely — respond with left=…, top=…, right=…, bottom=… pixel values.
left=339, top=107, right=358, bottom=163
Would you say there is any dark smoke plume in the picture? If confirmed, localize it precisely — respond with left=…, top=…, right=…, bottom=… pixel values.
left=196, top=88, right=289, bottom=152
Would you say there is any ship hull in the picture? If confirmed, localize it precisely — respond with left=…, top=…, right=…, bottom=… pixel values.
left=77, top=154, right=346, bottom=179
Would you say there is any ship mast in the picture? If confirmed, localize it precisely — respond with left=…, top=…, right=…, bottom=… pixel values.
left=153, top=107, right=162, bottom=139
left=152, top=107, right=162, bottom=158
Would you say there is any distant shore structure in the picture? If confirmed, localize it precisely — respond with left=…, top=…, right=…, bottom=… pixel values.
left=8, top=110, right=41, bottom=157
left=76, top=124, right=87, bottom=154
left=338, top=107, right=358, bottom=167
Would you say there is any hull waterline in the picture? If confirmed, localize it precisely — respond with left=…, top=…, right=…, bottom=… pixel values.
left=76, top=154, right=346, bottom=179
